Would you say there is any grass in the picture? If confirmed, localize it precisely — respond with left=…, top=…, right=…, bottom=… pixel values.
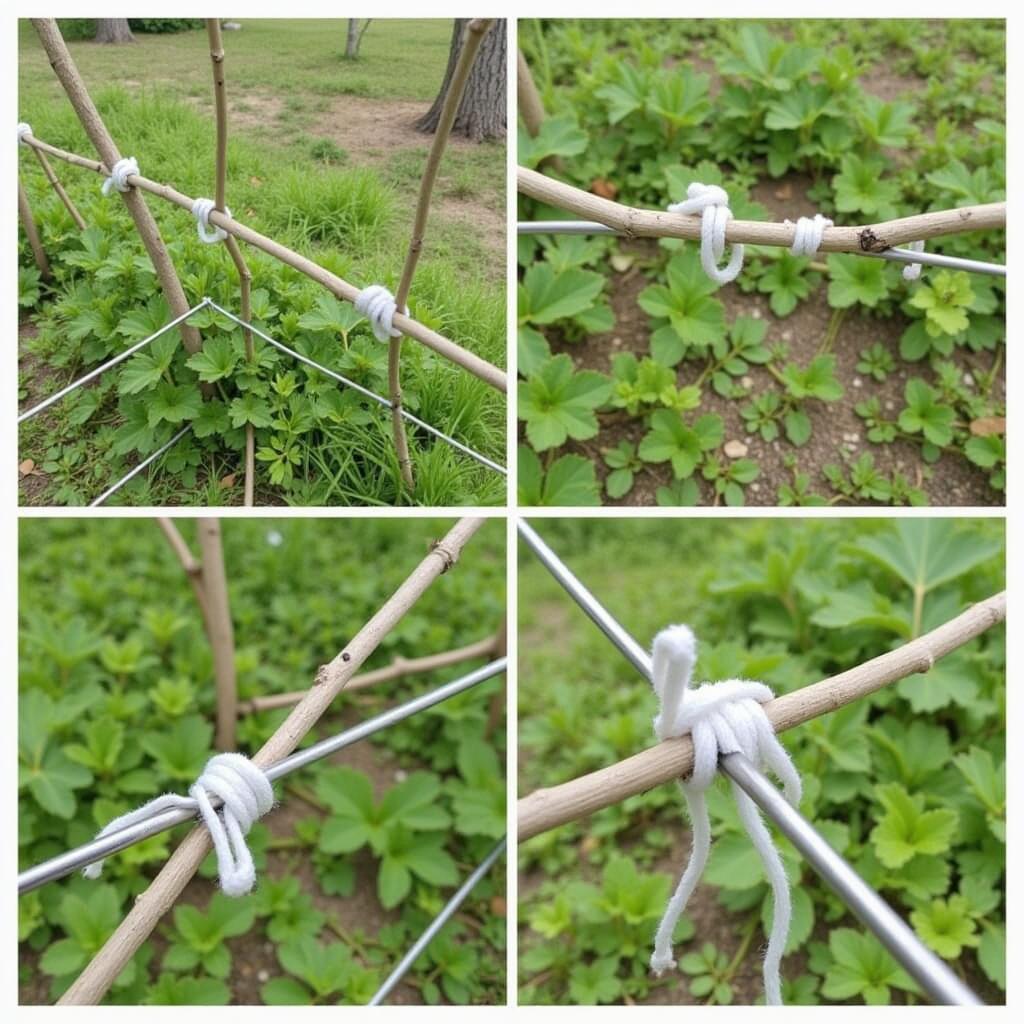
left=17, top=19, right=506, bottom=506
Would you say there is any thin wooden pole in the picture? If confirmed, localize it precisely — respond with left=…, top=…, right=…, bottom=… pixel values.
left=237, top=632, right=501, bottom=713
left=485, top=619, right=507, bottom=739
left=389, top=18, right=494, bottom=491
left=58, top=517, right=484, bottom=1005
left=155, top=517, right=210, bottom=623
left=29, top=145, right=86, bottom=229
left=518, top=590, right=1006, bottom=842
left=517, top=49, right=546, bottom=137
left=206, top=19, right=254, bottom=506
left=518, top=166, right=1006, bottom=252
left=32, top=19, right=202, bottom=354
left=18, top=177, right=51, bottom=280
left=195, top=519, right=237, bottom=751
left=20, top=133, right=506, bottom=392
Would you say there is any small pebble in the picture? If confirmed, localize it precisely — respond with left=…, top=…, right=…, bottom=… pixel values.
left=751, top=308, right=762, bottom=319
left=964, top=372, right=975, bottom=386
left=782, top=331, right=793, bottom=342
left=853, top=378, right=863, bottom=388
left=741, top=376, right=753, bottom=389
left=724, top=440, right=749, bottom=459
left=394, top=768, right=408, bottom=782
left=884, top=400, right=895, bottom=411
left=611, top=337, right=623, bottom=348
left=257, top=970, right=269, bottom=983
left=750, top=482, right=761, bottom=493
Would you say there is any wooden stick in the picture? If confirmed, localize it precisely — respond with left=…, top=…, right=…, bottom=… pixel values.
left=518, top=591, right=1006, bottom=842
left=195, top=519, right=237, bottom=751
left=20, top=133, right=506, bottom=393
left=206, top=19, right=255, bottom=506
left=29, top=144, right=86, bottom=230
left=389, top=18, right=494, bottom=490
left=155, top=517, right=210, bottom=622
left=518, top=166, right=1006, bottom=252
left=59, top=517, right=484, bottom=1005
left=237, top=632, right=501, bottom=713
left=32, top=19, right=202, bottom=354
left=485, top=619, right=507, bottom=739
left=18, top=177, right=51, bottom=280
left=516, top=49, right=546, bottom=137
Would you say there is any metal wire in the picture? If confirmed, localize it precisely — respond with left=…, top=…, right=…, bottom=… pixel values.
left=517, top=221, right=1006, bottom=277
left=204, top=299, right=506, bottom=476
left=18, top=300, right=212, bottom=424
left=517, top=520, right=982, bottom=1006
left=369, top=836, right=507, bottom=1005
left=88, top=425, right=192, bottom=507
left=17, top=657, right=506, bottom=894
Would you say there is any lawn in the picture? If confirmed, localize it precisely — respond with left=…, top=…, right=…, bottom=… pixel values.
left=17, top=19, right=506, bottom=506
left=19, top=517, right=506, bottom=1005
left=518, top=518, right=1005, bottom=1005
left=517, top=20, right=1005, bottom=507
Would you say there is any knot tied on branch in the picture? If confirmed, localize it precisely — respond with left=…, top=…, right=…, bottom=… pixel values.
left=649, top=624, right=801, bottom=1006
left=83, top=752, right=274, bottom=897
left=786, top=213, right=833, bottom=257
left=191, top=197, right=231, bottom=244
left=667, top=182, right=745, bottom=285
left=100, top=156, right=139, bottom=196
left=355, top=284, right=408, bottom=343
left=17, top=121, right=33, bottom=144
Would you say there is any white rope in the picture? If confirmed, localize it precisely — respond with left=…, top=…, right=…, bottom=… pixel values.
left=101, top=156, right=139, bottom=196
left=17, top=122, right=33, bottom=144
left=355, top=284, right=408, bottom=343
left=902, top=240, right=925, bottom=281
left=648, top=625, right=801, bottom=1006
left=83, top=752, right=274, bottom=897
left=786, top=213, right=833, bottom=257
left=667, top=183, right=744, bottom=285
left=191, top=197, right=231, bottom=244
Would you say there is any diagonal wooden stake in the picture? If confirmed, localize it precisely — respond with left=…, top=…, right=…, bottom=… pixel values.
left=59, top=517, right=485, bottom=1004
left=18, top=177, right=51, bottom=280
left=27, top=142, right=86, bottom=229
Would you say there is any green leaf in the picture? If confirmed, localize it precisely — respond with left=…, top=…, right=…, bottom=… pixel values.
left=822, top=928, right=918, bottom=1004
left=519, top=263, right=604, bottom=326
left=977, top=924, right=1005, bottom=990
left=518, top=116, right=589, bottom=167
left=518, top=447, right=600, bottom=506
left=518, top=355, right=611, bottom=452
left=186, top=336, right=239, bottom=383
left=146, top=382, right=202, bottom=427
left=118, top=333, right=179, bottom=395
left=228, top=393, right=274, bottom=429
left=870, top=782, right=958, bottom=868
left=827, top=254, right=890, bottom=309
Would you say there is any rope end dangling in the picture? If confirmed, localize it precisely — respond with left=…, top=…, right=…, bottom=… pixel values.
left=667, top=182, right=745, bottom=286
left=903, top=240, right=925, bottom=280
left=355, top=284, right=408, bottom=343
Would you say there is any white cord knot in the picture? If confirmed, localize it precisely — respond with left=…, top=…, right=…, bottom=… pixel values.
left=902, top=240, right=925, bottom=281
left=101, top=156, right=139, bottom=196
left=648, top=625, right=801, bottom=1006
left=355, top=284, right=408, bottom=343
left=667, top=182, right=745, bottom=285
left=786, top=213, right=833, bottom=257
left=17, top=122, right=33, bottom=144
left=191, top=197, right=231, bottom=244
left=83, top=752, right=273, bottom=897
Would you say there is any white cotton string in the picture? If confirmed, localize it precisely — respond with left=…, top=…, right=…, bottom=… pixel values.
left=355, top=284, right=408, bottom=343
left=786, top=213, right=833, bottom=257
left=648, top=625, right=801, bottom=1006
left=17, top=122, right=33, bottom=144
left=101, top=156, right=139, bottom=196
left=191, top=197, right=231, bottom=244
left=902, top=240, right=925, bottom=281
left=667, top=183, right=745, bottom=286
left=82, top=752, right=274, bottom=897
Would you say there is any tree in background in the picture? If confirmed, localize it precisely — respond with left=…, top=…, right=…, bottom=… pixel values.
left=95, top=19, right=134, bottom=44
left=344, top=19, right=372, bottom=60
left=417, top=19, right=505, bottom=142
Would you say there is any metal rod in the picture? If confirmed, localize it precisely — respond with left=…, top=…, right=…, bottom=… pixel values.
left=719, top=752, right=981, bottom=1005
left=369, top=836, right=507, bottom=1005
left=18, top=658, right=506, bottom=894
left=18, top=300, right=211, bottom=424
left=204, top=299, right=506, bottom=476
left=517, top=222, right=1006, bottom=277
left=88, top=425, right=192, bottom=507
left=519, top=521, right=981, bottom=1006
left=517, top=520, right=649, bottom=676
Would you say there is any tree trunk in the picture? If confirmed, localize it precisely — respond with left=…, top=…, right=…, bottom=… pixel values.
left=416, top=19, right=505, bottom=142
left=95, top=19, right=134, bottom=44
left=345, top=19, right=358, bottom=58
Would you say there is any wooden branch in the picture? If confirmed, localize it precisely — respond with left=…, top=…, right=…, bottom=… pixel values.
left=389, top=18, right=494, bottom=490
left=518, top=591, right=1006, bottom=842
left=155, top=517, right=210, bottom=622
left=20, top=133, right=506, bottom=393
left=518, top=166, right=1006, bottom=252
left=516, top=49, right=546, bottom=137
left=59, top=517, right=485, bottom=1005
left=237, top=632, right=501, bottom=713
left=29, top=144, right=86, bottom=230
left=206, top=18, right=255, bottom=506
left=33, top=19, right=202, bottom=354
left=485, top=620, right=507, bottom=740
left=18, top=177, right=51, bottom=280
left=195, top=519, right=237, bottom=751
